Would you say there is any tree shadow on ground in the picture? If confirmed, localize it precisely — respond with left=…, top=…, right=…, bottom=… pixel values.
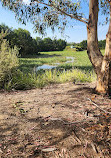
left=26, top=113, right=109, bottom=158
left=0, top=112, right=110, bottom=157
left=67, top=86, right=96, bottom=95
left=26, top=116, right=84, bottom=157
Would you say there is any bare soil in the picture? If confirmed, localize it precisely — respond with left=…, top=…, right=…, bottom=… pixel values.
left=0, top=82, right=111, bottom=158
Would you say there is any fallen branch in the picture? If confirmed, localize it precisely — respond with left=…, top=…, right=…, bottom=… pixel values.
left=63, top=118, right=94, bottom=125
left=87, top=98, right=111, bottom=114
left=48, top=116, right=94, bottom=125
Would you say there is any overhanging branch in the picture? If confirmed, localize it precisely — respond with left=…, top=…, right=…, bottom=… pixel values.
left=34, top=0, right=88, bottom=24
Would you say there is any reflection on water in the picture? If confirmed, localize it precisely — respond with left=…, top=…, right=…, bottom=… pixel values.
left=36, top=64, right=57, bottom=71
left=65, top=57, right=74, bottom=63
left=35, top=57, right=74, bottom=71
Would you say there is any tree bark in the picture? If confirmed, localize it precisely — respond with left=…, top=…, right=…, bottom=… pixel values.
left=87, top=0, right=111, bottom=95
left=102, top=1, right=111, bottom=95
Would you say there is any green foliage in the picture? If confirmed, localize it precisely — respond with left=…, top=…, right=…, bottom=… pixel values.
left=35, top=37, right=66, bottom=52
left=0, top=29, right=8, bottom=49
left=8, top=68, right=96, bottom=90
left=13, top=28, right=38, bottom=56
left=0, top=24, right=67, bottom=56
left=79, top=40, right=87, bottom=50
left=56, top=39, right=67, bottom=51
left=41, top=37, right=66, bottom=51
left=43, top=37, right=54, bottom=51
left=0, top=23, right=15, bottom=48
left=1, top=0, right=109, bottom=35
left=0, top=0, right=83, bottom=34
left=98, top=39, right=106, bottom=49
left=8, top=70, right=37, bottom=90
left=0, top=24, right=39, bottom=56
left=0, top=39, right=19, bottom=89
left=36, top=37, right=44, bottom=52
left=35, top=68, right=96, bottom=88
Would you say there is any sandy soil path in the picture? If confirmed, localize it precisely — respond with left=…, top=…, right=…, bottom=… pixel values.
left=0, top=82, right=111, bottom=158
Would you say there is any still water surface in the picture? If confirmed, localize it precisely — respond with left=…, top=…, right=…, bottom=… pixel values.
left=35, top=57, right=74, bottom=71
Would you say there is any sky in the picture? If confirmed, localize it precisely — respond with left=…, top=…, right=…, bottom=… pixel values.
left=0, top=0, right=109, bottom=43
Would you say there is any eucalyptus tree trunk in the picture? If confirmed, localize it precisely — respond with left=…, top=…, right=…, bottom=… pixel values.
left=102, top=1, right=111, bottom=95
left=87, top=0, right=111, bottom=95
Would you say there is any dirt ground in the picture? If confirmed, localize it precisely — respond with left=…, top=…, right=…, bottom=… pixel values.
left=0, top=82, right=111, bottom=158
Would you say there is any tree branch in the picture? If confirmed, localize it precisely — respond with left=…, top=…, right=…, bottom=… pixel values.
left=87, top=98, right=111, bottom=114
left=34, top=0, right=88, bottom=24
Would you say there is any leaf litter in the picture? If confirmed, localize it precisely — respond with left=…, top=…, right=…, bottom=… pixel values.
left=0, top=82, right=111, bottom=157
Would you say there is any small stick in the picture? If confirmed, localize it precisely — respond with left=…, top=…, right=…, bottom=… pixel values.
left=48, top=116, right=94, bottom=125
left=87, top=98, right=111, bottom=114
left=63, top=118, right=94, bottom=125
left=91, top=143, right=98, bottom=153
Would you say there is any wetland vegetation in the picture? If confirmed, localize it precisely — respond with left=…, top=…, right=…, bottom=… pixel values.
left=14, top=49, right=97, bottom=90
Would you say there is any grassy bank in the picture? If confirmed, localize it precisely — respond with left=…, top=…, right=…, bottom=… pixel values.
left=4, top=49, right=99, bottom=90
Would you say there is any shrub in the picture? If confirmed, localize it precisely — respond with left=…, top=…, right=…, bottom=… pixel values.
left=9, top=70, right=37, bottom=90
left=0, top=39, right=19, bottom=89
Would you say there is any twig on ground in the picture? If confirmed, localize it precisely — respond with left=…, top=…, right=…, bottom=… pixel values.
left=48, top=116, right=94, bottom=125
left=91, top=143, right=98, bottom=153
left=63, top=118, right=94, bottom=125
left=73, top=130, right=82, bottom=144
left=87, top=98, right=111, bottom=114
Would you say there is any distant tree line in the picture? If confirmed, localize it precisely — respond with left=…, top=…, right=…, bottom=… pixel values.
left=0, top=24, right=66, bottom=57
left=67, top=39, right=106, bottom=50
left=98, top=40, right=106, bottom=49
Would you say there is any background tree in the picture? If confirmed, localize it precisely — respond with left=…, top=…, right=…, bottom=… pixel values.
left=56, top=39, right=66, bottom=51
left=42, top=38, right=66, bottom=51
left=0, top=38, right=19, bottom=88
left=0, top=24, right=66, bottom=54
left=43, top=37, right=53, bottom=51
left=36, top=37, right=44, bottom=52
left=13, top=28, right=34, bottom=56
left=0, top=30, right=8, bottom=50
left=1, top=0, right=111, bottom=94
left=79, top=40, right=87, bottom=50
left=99, top=39, right=106, bottom=49
left=0, top=23, right=15, bottom=48
left=52, top=38, right=58, bottom=51
left=0, top=25, right=39, bottom=56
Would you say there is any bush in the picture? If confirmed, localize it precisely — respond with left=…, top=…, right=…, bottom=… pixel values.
left=9, top=70, right=37, bottom=90
left=0, top=39, right=19, bottom=89
left=0, top=39, right=39, bottom=90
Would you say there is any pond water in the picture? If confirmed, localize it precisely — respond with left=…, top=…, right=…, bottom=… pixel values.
left=36, top=64, right=57, bottom=71
left=65, top=57, right=74, bottom=63
left=35, top=57, right=74, bottom=71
